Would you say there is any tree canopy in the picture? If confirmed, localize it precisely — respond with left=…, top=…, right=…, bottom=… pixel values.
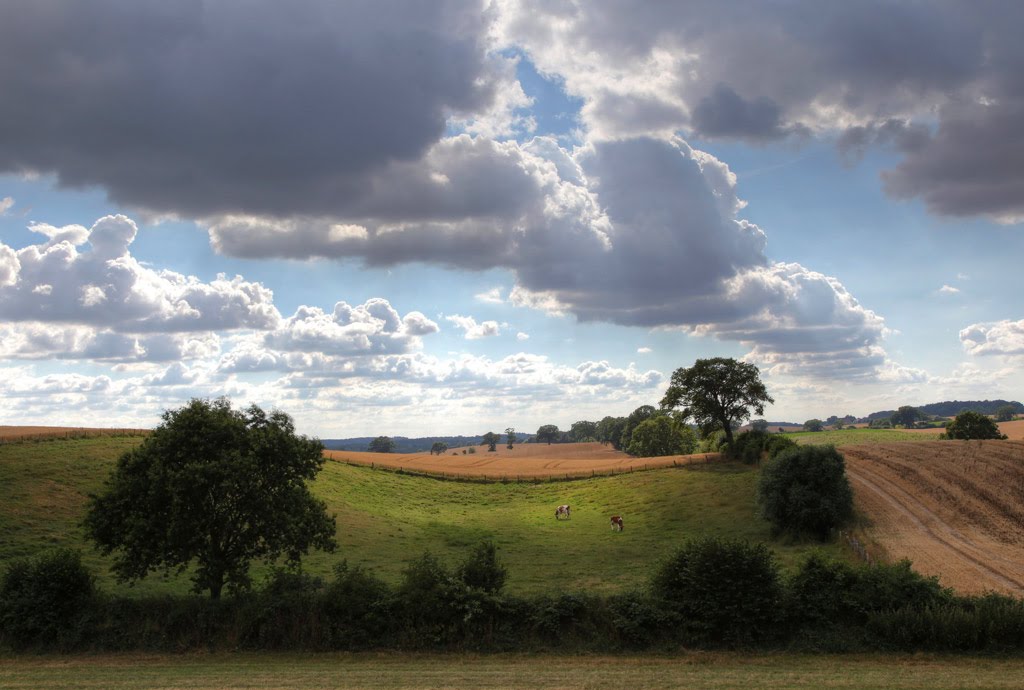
left=626, top=416, right=696, bottom=457
left=803, top=419, right=824, bottom=432
left=758, top=444, right=854, bottom=540
left=481, top=431, right=501, bottom=451
left=660, top=358, right=773, bottom=446
left=995, top=405, right=1017, bottom=422
left=84, top=399, right=336, bottom=599
left=536, top=424, right=560, bottom=445
left=368, top=436, right=396, bottom=453
left=942, top=411, right=1007, bottom=440
left=429, top=441, right=448, bottom=456
left=569, top=420, right=598, bottom=442
left=890, top=405, right=921, bottom=428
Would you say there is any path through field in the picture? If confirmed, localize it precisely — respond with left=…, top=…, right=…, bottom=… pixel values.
left=845, top=440, right=1024, bottom=595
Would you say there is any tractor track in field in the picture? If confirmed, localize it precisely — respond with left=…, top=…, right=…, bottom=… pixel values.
left=844, top=441, right=1024, bottom=595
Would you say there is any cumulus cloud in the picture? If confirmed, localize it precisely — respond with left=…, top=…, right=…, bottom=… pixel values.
left=0, top=1, right=504, bottom=219
left=446, top=314, right=502, bottom=340
left=265, top=300, right=437, bottom=355
left=960, top=320, right=1024, bottom=357
left=516, top=331, right=530, bottom=341
left=0, top=215, right=280, bottom=333
left=938, top=284, right=960, bottom=295
left=495, top=1, right=1024, bottom=221
left=207, top=132, right=893, bottom=381
left=475, top=287, right=505, bottom=304
left=637, top=347, right=652, bottom=354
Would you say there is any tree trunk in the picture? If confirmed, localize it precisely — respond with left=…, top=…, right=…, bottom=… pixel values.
left=722, top=419, right=734, bottom=447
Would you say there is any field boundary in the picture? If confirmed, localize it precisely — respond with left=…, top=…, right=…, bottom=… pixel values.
left=0, top=428, right=150, bottom=445
left=325, top=452, right=722, bottom=483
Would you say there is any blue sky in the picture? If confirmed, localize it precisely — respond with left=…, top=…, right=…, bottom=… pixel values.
left=1, top=2, right=1022, bottom=437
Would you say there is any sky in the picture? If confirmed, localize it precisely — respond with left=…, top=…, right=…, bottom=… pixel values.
left=1, top=1, right=1023, bottom=437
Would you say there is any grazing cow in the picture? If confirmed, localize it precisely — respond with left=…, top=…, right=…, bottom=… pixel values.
left=610, top=515, right=624, bottom=531
left=555, top=504, right=571, bottom=520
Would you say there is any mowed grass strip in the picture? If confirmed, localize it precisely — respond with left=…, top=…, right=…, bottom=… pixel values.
left=0, top=437, right=847, bottom=596
left=3, top=653, right=1024, bottom=690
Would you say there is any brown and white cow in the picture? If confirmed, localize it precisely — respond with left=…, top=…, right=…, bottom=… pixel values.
left=610, top=515, right=624, bottom=531
left=555, top=504, right=571, bottom=520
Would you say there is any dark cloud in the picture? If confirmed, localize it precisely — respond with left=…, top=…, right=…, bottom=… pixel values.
left=0, top=0, right=497, bottom=217
left=691, top=85, right=798, bottom=141
left=501, top=0, right=1024, bottom=221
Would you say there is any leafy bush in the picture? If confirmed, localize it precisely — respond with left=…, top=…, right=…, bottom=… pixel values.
left=651, top=537, right=782, bottom=645
left=396, top=552, right=478, bottom=646
left=758, top=444, right=853, bottom=539
left=940, top=410, right=1007, bottom=440
left=458, top=540, right=507, bottom=594
left=626, top=416, right=697, bottom=457
left=728, top=429, right=769, bottom=463
left=243, top=568, right=326, bottom=649
left=786, top=552, right=859, bottom=629
left=764, top=434, right=798, bottom=459
left=0, top=549, right=96, bottom=649
left=323, top=561, right=394, bottom=647
left=847, top=559, right=951, bottom=615
left=697, top=428, right=728, bottom=453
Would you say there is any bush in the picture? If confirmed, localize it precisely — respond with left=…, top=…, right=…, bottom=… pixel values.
left=847, top=559, right=951, bottom=616
left=758, top=445, right=853, bottom=539
left=698, top=428, right=728, bottom=453
left=243, top=568, right=325, bottom=649
left=626, top=416, right=697, bottom=457
left=728, top=429, right=769, bottom=463
left=786, top=553, right=859, bottom=630
left=941, top=411, right=1007, bottom=440
left=323, top=561, right=394, bottom=648
left=396, top=552, right=478, bottom=646
left=651, top=537, right=782, bottom=645
left=0, top=549, right=96, bottom=649
left=765, top=434, right=798, bottom=459
left=458, top=540, right=507, bottom=594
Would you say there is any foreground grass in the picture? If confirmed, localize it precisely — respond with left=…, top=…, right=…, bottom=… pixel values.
left=3, top=653, right=1024, bottom=690
left=1, top=437, right=848, bottom=596
left=788, top=427, right=941, bottom=446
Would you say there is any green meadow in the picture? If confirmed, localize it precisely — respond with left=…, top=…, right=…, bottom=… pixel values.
left=0, top=436, right=848, bottom=596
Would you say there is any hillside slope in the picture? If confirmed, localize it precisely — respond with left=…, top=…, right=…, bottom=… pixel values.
left=0, top=436, right=843, bottom=596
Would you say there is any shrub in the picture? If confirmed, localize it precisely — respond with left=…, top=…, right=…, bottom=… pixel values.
left=698, top=428, right=728, bottom=453
left=728, top=429, right=769, bottom=463
left=243, top=568, right=325, bottom=649
left=607, top=591, right=678, bottom=649
left=396, top=552, right=477, bottom=646
left=458, top=540, right=507, bottom=594
left=323, top=561, right=394, bottom=647
left=626, top=416, right=697, bottom=457
left=941, top=411, right=1007, bottom=440
left=758, top=444, right=853, bottom=539
left=0, top=549, right=96, bottom=649
left=651, top=537, right=782, bottom=645
left=764, top=433, right=798, bottom=459
left=847, top=559, right=950, bottom=616
left=786, top=553, right=859, bottom=629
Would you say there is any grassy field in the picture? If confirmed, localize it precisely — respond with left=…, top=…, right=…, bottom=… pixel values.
left=0, top=436, right=849, bottom=596
left=3, top=652, right=1024, bottom=689
left=788, top=427, right=942, bottom=446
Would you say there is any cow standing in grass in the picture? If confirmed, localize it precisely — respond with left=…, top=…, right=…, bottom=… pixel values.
left=555, top=504, right=571, bottom=520
left=610, top=515, right=624, bottom=531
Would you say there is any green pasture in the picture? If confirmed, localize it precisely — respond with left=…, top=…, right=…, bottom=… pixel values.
left=787, top=427, right=941, bottom=446
left=0, top=436, right=853, bottom=596
left=3, top=652, right=1024, bottom=690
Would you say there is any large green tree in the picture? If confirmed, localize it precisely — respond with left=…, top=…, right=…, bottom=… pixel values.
left=660, top=358, right=773, bottom=447
left=995, top=405, right=1017, bottom=422
left=758, top=445, right=853, bottom=539
left=626, top=416, right=697, bottom=457
left=368, top=436, right=395, bottom=453
left=84, top=399, right=336, bottom=599
left=942, top=411, right=1007, bottom=440
left=536, top=424, right=560, bottom=445
left=890, top=405, right=921, bottom=429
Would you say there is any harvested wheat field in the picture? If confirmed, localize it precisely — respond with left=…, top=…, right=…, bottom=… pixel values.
left=324, top=441, right=716, bottom=479
left=0, top=425, right=149, bottom=441
left=845, top=440, right=1024, bottom=595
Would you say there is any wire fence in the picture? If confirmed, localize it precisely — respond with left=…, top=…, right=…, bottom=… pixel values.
left=326, top=452, right=721, bottom=483
left=0, top=428, right=150, bottom=445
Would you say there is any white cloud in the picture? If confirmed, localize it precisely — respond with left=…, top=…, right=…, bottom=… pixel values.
left=960, top=320, right=1024, bottom=357
left=446, top=314, right=502, bottom=340
left=938, top=284, right=960, bottom=295
left=0, top=196, right=13, bottom=215
left=475, top=287, right=505, bottom=304
left=637, top=347, right=652, bottom=354
left=516, top=331, right=530, bottom=341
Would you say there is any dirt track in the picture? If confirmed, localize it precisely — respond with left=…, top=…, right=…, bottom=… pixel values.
left=324, top=441, right=716, bottom=479
left=845, top=440, right=1024, bottom=595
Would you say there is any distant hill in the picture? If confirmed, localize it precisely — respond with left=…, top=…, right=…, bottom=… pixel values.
left=322, top=433, right=529, bottom=454
left=863, top=400, right=1023, bottom=422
